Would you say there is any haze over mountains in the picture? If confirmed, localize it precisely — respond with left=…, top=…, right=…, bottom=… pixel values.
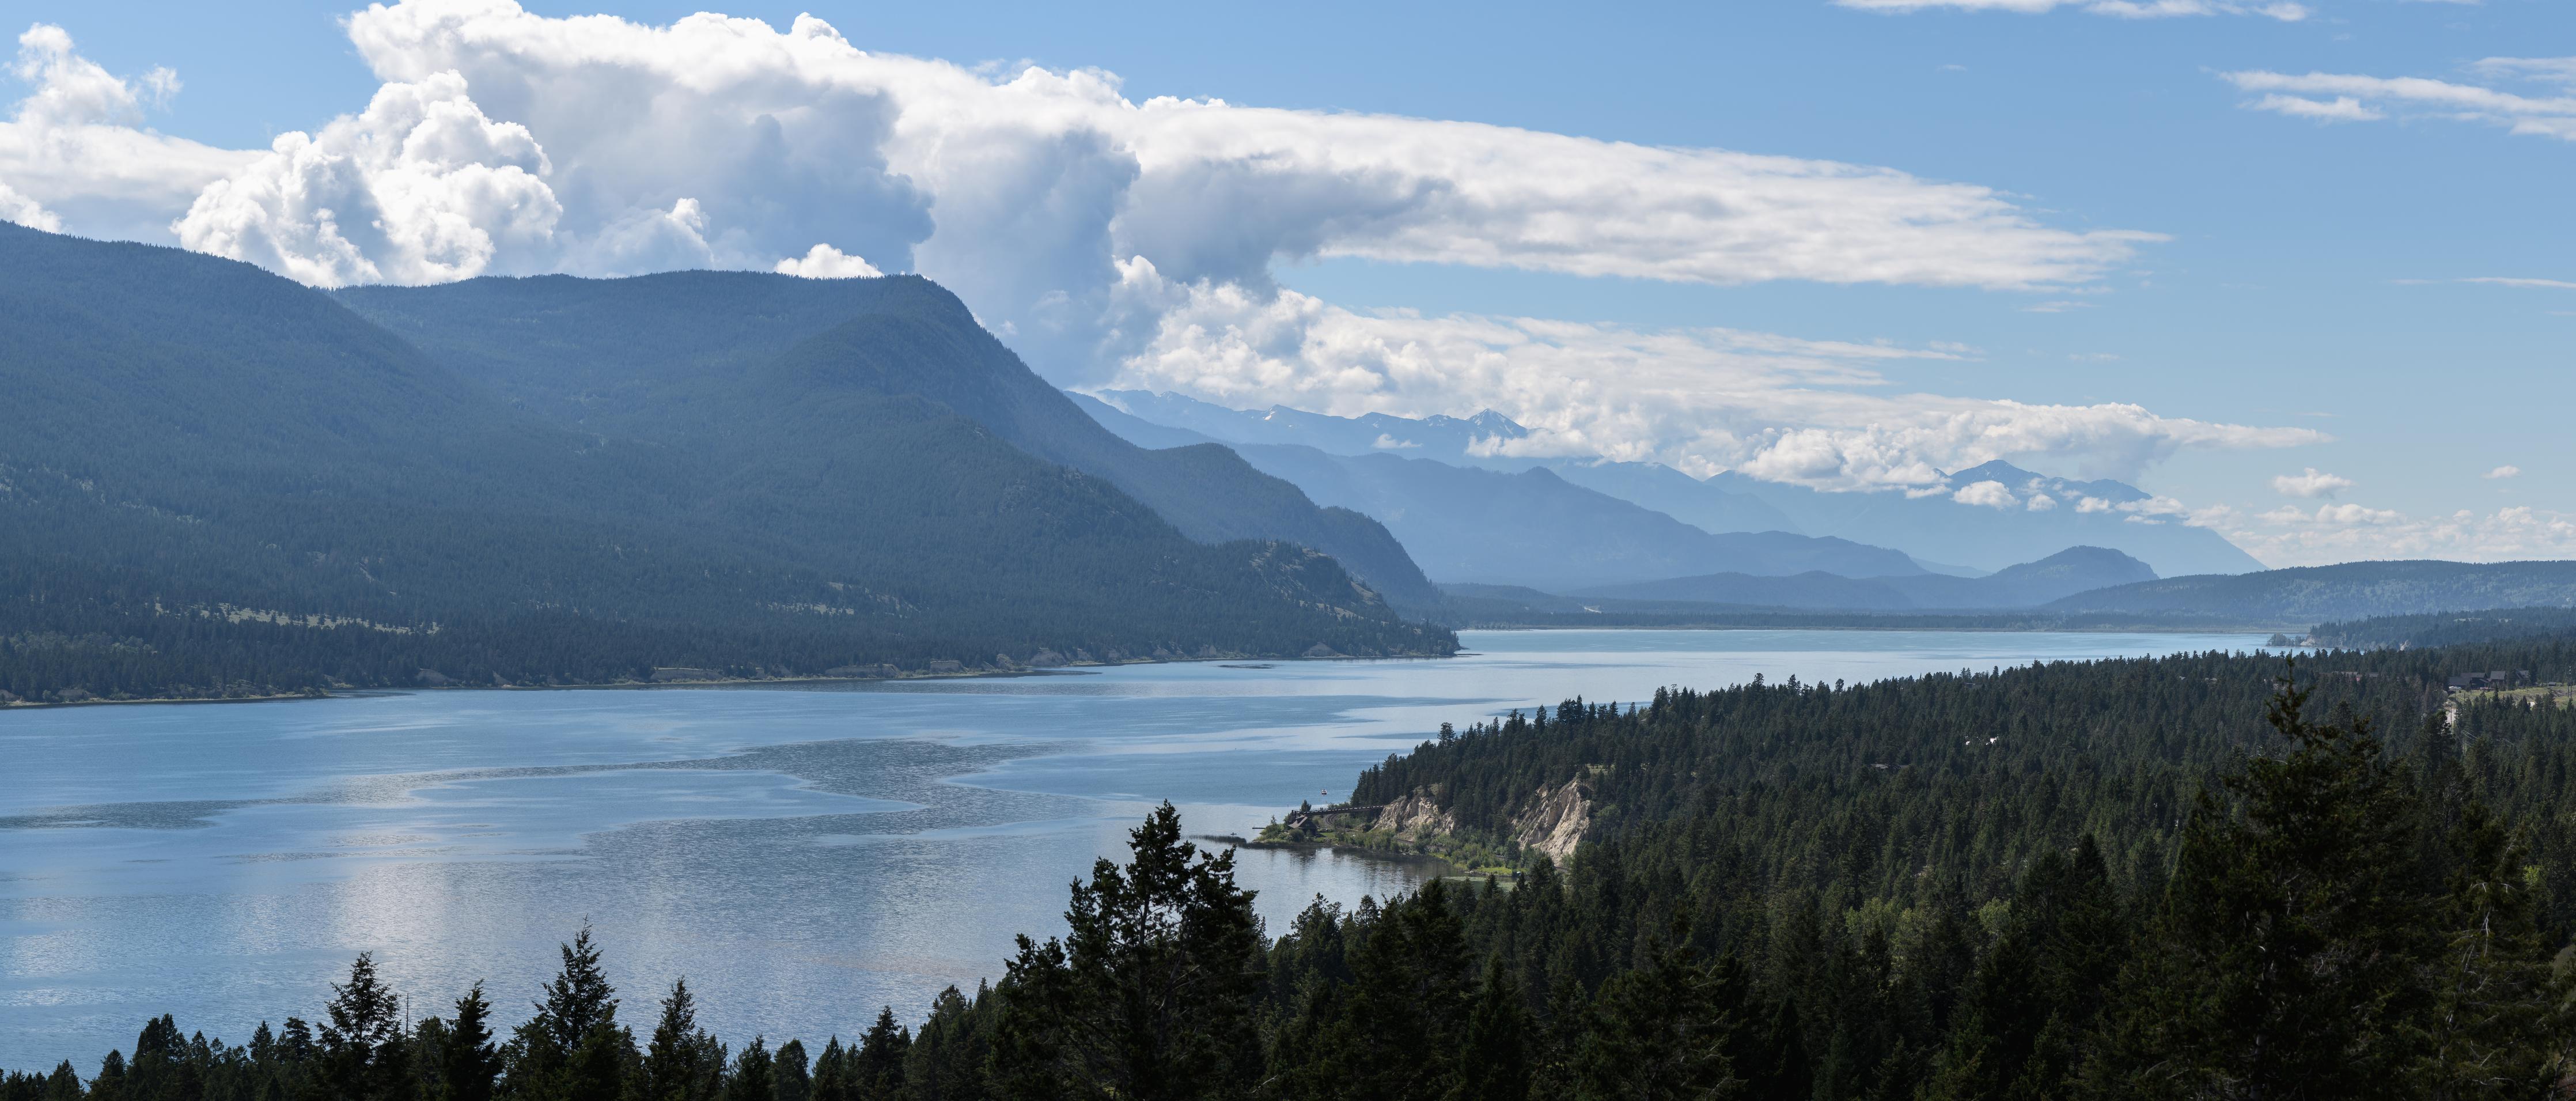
left=1084, top=390, right=2266, bottom=580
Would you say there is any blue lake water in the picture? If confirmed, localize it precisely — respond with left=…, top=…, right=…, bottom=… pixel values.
left=0, top=628, right=2266, bottom=1068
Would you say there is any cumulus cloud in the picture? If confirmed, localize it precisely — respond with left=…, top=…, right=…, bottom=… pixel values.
left=2270, top=467, right=2353, bottom=498
left=775, top=243, right=883, bottom=279
left=0, top=25, right=253, bottom=242
left=2487, top=465, right=2522, bottom=479
left=0, top=176, right=58, bottom=229
left=2223, top=60, right=2576, bottom=142
left=2025, top=493, right=2058, bottom=511
left=2230, top=503, right=2576, bottom=566
left=6, top=3, right=2300, bottom=500
left=172, top=70, right=560, bottom=287
left=1954, top=480, right=2017, bottom=508
left=1839, top=0, right=2309, bottom=18
left=1107, top=268, right=2323, bottom=489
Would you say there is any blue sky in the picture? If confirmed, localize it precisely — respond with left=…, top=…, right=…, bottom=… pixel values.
left=6, top=0, right=2570, bottom=564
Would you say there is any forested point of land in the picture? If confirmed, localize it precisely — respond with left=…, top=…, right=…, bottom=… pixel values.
left=2310, top=606, right=2576, bottom=650
left=16, top=640, right=2576, bottom=1099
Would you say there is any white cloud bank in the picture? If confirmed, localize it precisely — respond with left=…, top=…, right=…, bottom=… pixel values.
left=2, top=5, right=2319, bottom=504
left=2230, top=504, right=2576, bottom=567
left=2225, top=58, right=2576, bottom=141
left=1108, top=268, right=2323, bottom=489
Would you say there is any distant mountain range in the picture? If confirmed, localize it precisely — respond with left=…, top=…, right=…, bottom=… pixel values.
left=1084, top=390, right=2266, bottom=578
left=1073, top=394, right=1898, bottom=591
left=0, top=225, right=1450, bottom=703
left=2044, top=560, right=2576, bottom=622
left=1578, top=546, right=2160, bottom=611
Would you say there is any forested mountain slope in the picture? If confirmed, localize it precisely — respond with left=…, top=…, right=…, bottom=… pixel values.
left=339, top=275, right=1438, bottom=610
left=2047, top=559, right=2576, bottom=621
left=0, top=226, right=1449, bottom=703
left=1579, top=546, right=2157, bottom=610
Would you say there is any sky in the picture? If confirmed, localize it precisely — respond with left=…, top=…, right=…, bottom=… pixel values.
left=2, top=0, right=2569, bottom=566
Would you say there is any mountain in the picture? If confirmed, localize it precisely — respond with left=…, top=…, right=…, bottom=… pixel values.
left=1711, top=460, right=2266, bottom=578
left=1086, top=389, right=1798, bottom=535
left=0, top=225, right=1448, bottom=702
left=340, top=277, right=1440, bottom=611
left=1085, top=392, right=2265, bottom=578
left=1072, top=394, right=1907, bottom=590
left=1574, top=546, right=2158, bottom=610
left=2045, top=560, right=2576, bottom=622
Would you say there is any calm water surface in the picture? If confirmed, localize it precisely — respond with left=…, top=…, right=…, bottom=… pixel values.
left=0, top=629, right=2264, bottom=1066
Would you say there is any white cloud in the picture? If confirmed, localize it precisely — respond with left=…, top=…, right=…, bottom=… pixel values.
left=1108, top=268, right=2325, bottom=489
left=2076, top=496, right=2112, bottom=513
left=2245, top=94, right=2384, bottom=123
left=2458, top=277, right=2576, bottom=290
left=2270, top=467, right=2353, bottom=498
left=1838, top=0, right=2308, bottom=18
left=172, top=70, right=561, bottom=287
left=5, top=5, right=2295, bottom=500
left=2486, top=465, right=2521, bottom=479
left=1371, top=434, right=1419, bottom=450
left=0, top=25, right=254, bottom=243
left=12, top=6, right=2157, bottom=345
left=775, top=243, right=883, bottom=279
left=2223, top=62, right=2576, bottom=142
left=0, top=177, right=57, bottom=230
left=2231, top=503, right=2576, bottom=566
left=2025, top=492, right=2058, bottom=511
left=1953, top=480, right=2017, bottom=508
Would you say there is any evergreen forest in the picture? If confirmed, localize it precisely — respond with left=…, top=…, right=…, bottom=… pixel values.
left=14, top=640, right=2576, bottom=1099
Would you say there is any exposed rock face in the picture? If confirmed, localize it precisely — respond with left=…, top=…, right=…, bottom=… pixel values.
left=1361, top=777, right=1593, bottom=862
left=1367, top=789, right=1459, bottom=842
left=1510, top=778, right=1593, bottom=862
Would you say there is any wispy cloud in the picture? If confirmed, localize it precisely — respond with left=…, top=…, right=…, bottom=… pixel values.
left=2223, top=59, right=2576, bottom=141
left=2231, top=504, right=2576, bottom=567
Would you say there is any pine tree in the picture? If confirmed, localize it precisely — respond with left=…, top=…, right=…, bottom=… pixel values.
left=640, top=978, right=721, bottom=1101
left=321, top=953, right=404, bottom=1100
left=510, top=926, right=630, bottom=1101
left=773, top=1039, right=810, bottom=1101
left=1451, top=954, right=1533, bottom=1101
left=723, top=1038, right=772, bottom=1101
left=2085, top=674, right=2437, bottom=1098
left=991, top=803, right=1265, bottom=1101
left=855, top=1008, right=909, bottom=1098
left=441, top=983, right=502, bottom=1101
left=1571, top=934, right=1744, bottom=1100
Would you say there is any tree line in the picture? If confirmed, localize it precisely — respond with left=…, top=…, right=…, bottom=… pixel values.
left=13, top=643, right=2576, bottom=1098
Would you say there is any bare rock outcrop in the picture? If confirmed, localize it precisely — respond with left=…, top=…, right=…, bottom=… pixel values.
left=1509, top=778, right=1593, bottom=862
left=1367, top=789, right=1459, bottom=842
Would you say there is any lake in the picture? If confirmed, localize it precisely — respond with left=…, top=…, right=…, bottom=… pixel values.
left=0, top=628, right=2266, bottom=1068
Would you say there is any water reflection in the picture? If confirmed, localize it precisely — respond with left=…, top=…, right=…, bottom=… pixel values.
left=0, top=629, right=2263, bottom=1066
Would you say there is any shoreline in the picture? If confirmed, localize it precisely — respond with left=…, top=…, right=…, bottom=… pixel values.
left=0, top=622, right=2296, bottom=713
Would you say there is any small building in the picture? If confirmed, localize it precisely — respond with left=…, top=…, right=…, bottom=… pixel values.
left=2448, top=670, right=2532, bottom=691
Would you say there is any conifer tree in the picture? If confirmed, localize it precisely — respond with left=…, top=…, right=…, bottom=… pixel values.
left=773, top=1039, right=810, bottom=1101
left=321, top=952, right=404, bottom=1100
left=1452, top=954, right=1533, bottom=1101
left=723, top=1038, right=772, bottom=1101
left=991, top=803, right=1264, bottom=1101
left=512, top=926, right=631, bottom=1101
left=855, top=1008, right=909, bottom=1098
left=639, top=978, right=721, bottom=1101
left=441, top=983, right=501, bottom=1101
left=2085, top=674, right=2436, bottom=1098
